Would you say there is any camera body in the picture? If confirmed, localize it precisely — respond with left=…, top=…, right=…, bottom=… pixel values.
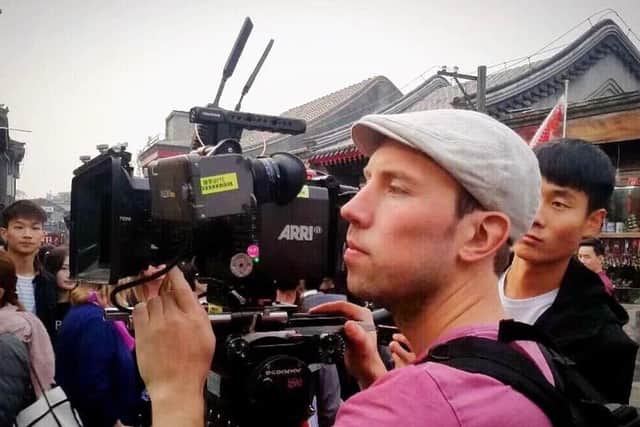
left=69, top=145, right=349, bottom=308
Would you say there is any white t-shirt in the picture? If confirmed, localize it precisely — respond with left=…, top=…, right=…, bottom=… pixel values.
left=498, top=273, right=559, bottom=325
left=16, top=274, right=36, bottom=314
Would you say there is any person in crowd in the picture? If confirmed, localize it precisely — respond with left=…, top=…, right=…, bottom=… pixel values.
left=500, top=139, right=637, bottom=403
left=578, top=237, right=615, bottom=296
left=0, top=333, right=32, bottom=426
left=387, top=332, right=415, bottom=368
left=275, top=279, right=342, bottom=427
left=55, top=282, right=139, bottom=427
left=0, top=251, right=55, bottom=399
left=272, top=278, right=302, bottom=306
left=1, top=200, right=57, bottom=338
left=41, top=245, right=75, bottom=327
left=300, top=277, right=347, bottom=313
left=131, top=109, right=553, bottom=426
left=36, top=244, right=55, bottom=270
left=319, top=277, right=337, bottom=293
left=115, top=264, right=172, bottom=427
left=125, top=264, right=168, bottom=306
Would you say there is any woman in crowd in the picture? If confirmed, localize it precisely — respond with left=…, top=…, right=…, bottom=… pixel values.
left=55, top=282, right=140, bottom=427
left=36, top=244, right=55, bottom=270
left=42, top=245, right=75, bottom=324
left=0, top=252, right=55, bottom=398
left=125, top=264, right=168, bottom=305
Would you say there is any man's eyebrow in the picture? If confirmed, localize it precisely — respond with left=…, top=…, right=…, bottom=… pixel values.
left=365, top=167, right=422, bottom=186
left=549, top=188, right=577, bottom=200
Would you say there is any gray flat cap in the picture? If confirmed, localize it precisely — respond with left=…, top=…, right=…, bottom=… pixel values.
left=351, top=109, right=541, bottom=242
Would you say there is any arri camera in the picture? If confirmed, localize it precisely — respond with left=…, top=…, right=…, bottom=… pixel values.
left=69, top=17, right=357, bottom=427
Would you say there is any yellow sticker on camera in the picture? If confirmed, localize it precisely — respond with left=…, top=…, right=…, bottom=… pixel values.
left=297, top=185, right=310, bottom=198
left=200, top=173, right=239, bottom=195
left=207, top=303, right=224, bottom=314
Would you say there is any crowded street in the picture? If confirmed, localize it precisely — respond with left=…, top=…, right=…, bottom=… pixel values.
left=2, top=1, right=640, bottom=426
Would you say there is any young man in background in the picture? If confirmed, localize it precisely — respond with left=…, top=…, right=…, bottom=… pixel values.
left=1, top=200, right=57, bottom=338
left=500, top=139, right=637, bottom=403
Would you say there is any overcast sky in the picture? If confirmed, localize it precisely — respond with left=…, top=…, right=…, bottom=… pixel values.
left=1, top=0, right=639, bottom=198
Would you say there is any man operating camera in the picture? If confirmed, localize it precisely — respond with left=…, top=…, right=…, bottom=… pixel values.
left=132, top=109, right=553, bottom=426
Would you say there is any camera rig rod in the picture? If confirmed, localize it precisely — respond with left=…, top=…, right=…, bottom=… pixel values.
left=190, top=106, right=306, bottom=135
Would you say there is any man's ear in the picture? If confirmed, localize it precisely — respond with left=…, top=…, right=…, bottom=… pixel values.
left=0, top=227, right=7, bottom=244
left=458, top=211, right=510, bottom=263
left=583, top=208, right=606, bottom=238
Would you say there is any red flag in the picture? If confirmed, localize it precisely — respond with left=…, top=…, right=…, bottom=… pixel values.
left=529, top=94, right=566, bottom=148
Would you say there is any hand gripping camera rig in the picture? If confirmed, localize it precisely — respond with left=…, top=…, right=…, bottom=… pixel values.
left=69, top=18, right=357, bottom=427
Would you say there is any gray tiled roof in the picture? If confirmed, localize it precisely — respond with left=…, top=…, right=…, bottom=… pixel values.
left=282, top=77, right=382, bottom=121
left=240, top=76, right=392, bottom=147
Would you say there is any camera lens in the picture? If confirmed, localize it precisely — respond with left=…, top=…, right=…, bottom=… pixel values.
left=251, top=152, right=306, bottom=205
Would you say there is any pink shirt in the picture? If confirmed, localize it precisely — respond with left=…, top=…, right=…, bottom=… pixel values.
left=598, top=271, right=615, bottom=296
left=334, top=324, right=553, bottom=427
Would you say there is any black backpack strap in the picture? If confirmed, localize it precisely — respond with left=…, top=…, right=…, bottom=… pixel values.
left=498, top=320, right=611, bottom=403
left=498, top=319, right=558, bottom=349
left=422, top=336, right=574, bottom=427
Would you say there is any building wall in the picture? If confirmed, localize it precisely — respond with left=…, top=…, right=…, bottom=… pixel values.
left=165, top=111, right=192, bottom=143
left=0, top=108, right=24, bottom=208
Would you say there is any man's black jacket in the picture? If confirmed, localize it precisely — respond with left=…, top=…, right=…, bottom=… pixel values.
left=534, top=258, right=638, bottom=403
left=33, top=270, right=57, bottom=339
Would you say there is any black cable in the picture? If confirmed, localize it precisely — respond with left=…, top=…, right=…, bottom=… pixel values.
left=109, top=247, right=188, bottom=313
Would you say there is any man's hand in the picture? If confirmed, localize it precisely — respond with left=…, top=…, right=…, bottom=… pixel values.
left=133, top=267, right=215, bottom=427
left=389, top=333, right=416, bottom=368
left=140, top=264, right=167, bottom=300
left=310, top=301, right=387, bottom=389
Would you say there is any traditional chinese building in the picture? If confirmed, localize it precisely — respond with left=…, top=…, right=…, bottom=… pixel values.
left=30, top=197, right=69, bottom=245
left=306, top=19, right=640, bottom=188
left=0, top=106, right=25, bottom=209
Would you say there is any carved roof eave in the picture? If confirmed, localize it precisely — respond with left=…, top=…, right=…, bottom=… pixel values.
left=483, top=20, right=640, bottom=116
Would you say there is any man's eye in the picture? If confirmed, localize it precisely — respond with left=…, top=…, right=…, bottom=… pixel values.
left=388, top=185, right=407, bottom=194
left=551, top=201, right=569, bottom=209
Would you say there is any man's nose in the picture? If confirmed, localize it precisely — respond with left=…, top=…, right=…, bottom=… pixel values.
left=340, top=188, right=373, bottom=228
left=531, top=205, right=547, bottom=228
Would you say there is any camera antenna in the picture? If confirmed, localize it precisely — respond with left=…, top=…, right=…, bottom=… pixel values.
left=235, top=39, right=274, bottom=112
left=213, top=17, right=253, bottom=107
